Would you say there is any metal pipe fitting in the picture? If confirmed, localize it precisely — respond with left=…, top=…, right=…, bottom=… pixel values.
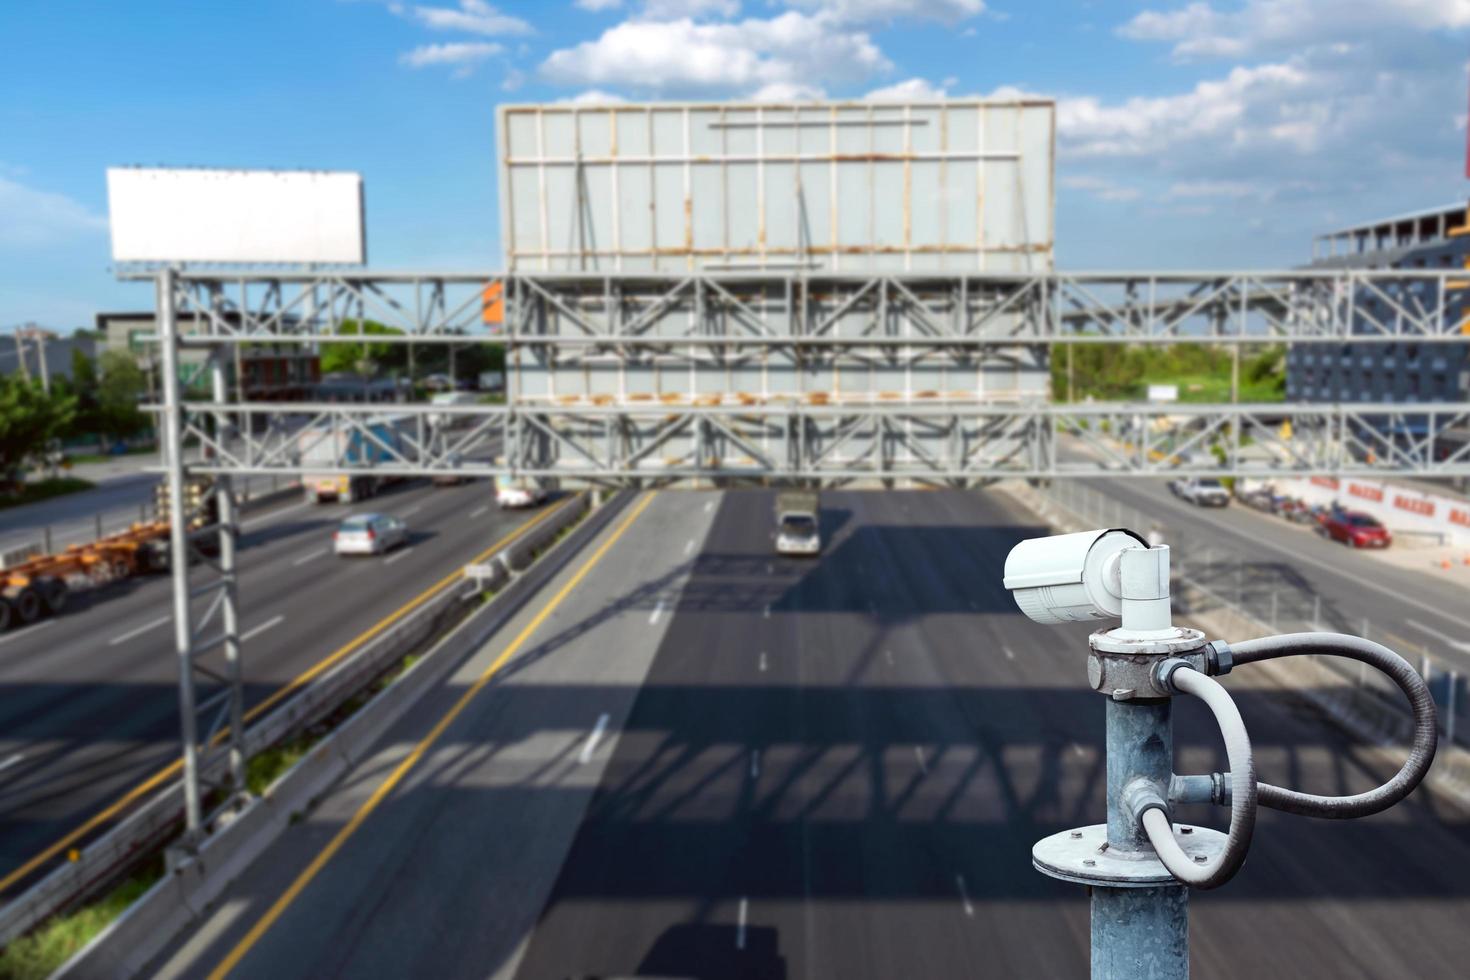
left=1141, top=666, right=1257, bottom=889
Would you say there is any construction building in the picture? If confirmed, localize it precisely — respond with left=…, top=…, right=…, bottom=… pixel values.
left=1288, top=202, right=1470, bottom=405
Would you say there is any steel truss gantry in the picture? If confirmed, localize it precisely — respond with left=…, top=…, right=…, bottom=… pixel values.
left=142, top=268, right=1470, bottom=347
left=137, top=264, right=1470, bottom=846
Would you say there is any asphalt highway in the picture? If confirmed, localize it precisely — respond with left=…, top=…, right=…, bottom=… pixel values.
left=1069, top=476, right=1470, bottom=672
left=151, top=488, right=1470, bottom=979
left=0, top=474, right=541, bottom=896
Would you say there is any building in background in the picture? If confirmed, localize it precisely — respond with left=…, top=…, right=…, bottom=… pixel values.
left=97, top=311, right=321, bottom=400
left=1288, top=202, right=1470, bottom=405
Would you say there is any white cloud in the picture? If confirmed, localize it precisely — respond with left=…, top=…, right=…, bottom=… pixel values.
left=751, top=81, right=826, bottom=101
left=575, top=0, right=623, bottom=10
left=1120, top=0, right=1470, bottom=60
left=1057, top=61, right=1312, bottom=158
left=399, top=41, right=503, bottom=72
left=1166, top=179, right=1258, bottom=199
left=641, top=0, right=740, bottom=18
left=1059, top=175, right=1141, bottom=202
left=864, top=77, right=949, bottom=101
left=559, top=89, right=629, bottom=104
left=0, top=175, right=108, bottom=248
left=540, top=12, right=889, bottom=96
left=406, top=0, right=531, bottom=36
left=784, top=0, right=985, bottom=23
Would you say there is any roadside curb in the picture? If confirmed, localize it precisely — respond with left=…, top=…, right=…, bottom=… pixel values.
left=45, top=491, right=631, bottom=979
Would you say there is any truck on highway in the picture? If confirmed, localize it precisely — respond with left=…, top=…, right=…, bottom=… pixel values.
left=299, top=414, right=414, bottom=504
left=1168, top=477, right=1231, bottom=507
left=774, top=489, right=821, bottom=556
left=495, top=474, right=548, bottom=509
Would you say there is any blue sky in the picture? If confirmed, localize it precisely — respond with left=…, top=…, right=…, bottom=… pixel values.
left=2, top=0, right=1468, bottom=328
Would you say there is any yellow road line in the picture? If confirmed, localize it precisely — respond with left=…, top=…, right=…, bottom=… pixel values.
left=208, top=491, right=654, bottom=979
left=0, top=497, right=574, bottom=896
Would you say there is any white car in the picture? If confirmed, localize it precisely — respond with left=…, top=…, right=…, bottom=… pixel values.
left=495, top=480, right=548, bottom=509
left=1169, top=477, right=1231, bottom=507
left=333, top=513, right=408, bottom=556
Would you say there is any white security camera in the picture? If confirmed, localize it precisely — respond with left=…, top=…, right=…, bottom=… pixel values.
left=1003, top=528, right=1149, bottom=625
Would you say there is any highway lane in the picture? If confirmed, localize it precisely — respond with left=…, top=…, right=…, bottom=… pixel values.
left=149, top=488, right=1470, bottom=979
left=0, top=475, right=541, bottom=894
left=1067, top=475, right=1470, bottom=669
left=0, top=472, right=291, bottom=554
left=515, top=489, right=1470, bottom=979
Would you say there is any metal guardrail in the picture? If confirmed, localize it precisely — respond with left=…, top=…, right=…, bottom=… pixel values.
left=0, top=493, right=589, bottom=946
left=1033, top=481, right=1466, bottom=748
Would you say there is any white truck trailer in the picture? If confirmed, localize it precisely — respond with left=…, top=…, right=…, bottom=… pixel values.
left=299, top=414, right=414, bottom=503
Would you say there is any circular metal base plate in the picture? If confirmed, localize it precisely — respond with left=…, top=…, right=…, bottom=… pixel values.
left=1033, top=823, right=1226, bottom=887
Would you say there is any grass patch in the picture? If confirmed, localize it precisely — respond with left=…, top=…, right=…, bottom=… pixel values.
left=0, top=478, right=95, bottom=512
left=245, top=740, right=314, bottom=797
left=0, top=857, right=164, bottom=980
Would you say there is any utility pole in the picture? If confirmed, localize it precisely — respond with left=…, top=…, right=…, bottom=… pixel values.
left=12, top=327, right=30, bottom=383
left=35, top=329, right=50, bottom=394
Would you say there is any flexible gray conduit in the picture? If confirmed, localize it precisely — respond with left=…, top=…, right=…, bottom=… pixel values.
left=1141, top=667, right=1256, bottom=888
left=1230, top=632, right=1438, bottom=818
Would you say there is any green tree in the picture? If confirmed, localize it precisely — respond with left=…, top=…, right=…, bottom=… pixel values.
left=96, top=350, right=148, bottom=442
left=320, top=319, right=408, bottom=377
left=67, top=347, right=103, bottom=444
left=0, top=376, right=75, bottom=485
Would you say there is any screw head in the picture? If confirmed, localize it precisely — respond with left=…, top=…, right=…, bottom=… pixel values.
left=1083, top=858, right=1096, bottom=867
left=1179, top=826, right=1194, bottom=835
left=1192, top=854, right=1208, bottom=864
left=1069, top=831, right=1083, bottom=839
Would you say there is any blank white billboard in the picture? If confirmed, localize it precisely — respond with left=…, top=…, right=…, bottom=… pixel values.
left=107, top=167, right=365, bottom=264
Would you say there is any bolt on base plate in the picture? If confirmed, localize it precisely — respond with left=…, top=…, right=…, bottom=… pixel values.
left=1033, top=823, right=1227, bottom=888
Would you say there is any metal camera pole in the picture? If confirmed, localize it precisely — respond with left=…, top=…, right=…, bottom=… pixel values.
left=1011, top=528, right=1437, bottom=979
left=1031, top=543, right=1223, bottom=978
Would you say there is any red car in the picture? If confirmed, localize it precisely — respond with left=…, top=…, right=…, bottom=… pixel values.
left=1322, top=510, right=1392, bottom=548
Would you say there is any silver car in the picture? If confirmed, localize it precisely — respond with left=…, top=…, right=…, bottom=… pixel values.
left=333, top=513, right=408, bottom=556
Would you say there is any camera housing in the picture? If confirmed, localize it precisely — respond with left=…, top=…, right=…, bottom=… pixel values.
left=1003, top=528, right=1148, bottom=625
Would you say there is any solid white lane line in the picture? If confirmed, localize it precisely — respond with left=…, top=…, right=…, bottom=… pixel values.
left=649, top=599, right=666, bottom=625
left=1405, top=618, right=1470, bottom=653
left=579, top=713, right=610, bottom=765
left=399, top=504, right=422, bottom=517
left=736, top=897, right=749, bottom=950
left=384, top=547, right=415, bottom=566
left=0, top=620, right=54, bottom=647
left=750, top=749, right=761, bottom=779
left=705, top=499, right=714, bottom=513
left=759, top=652, right=768, bottom=672
left=240, top=614, right=284, bottom=643
left=684, top=538, right=695, bottom=555
left=292, top=548, right=326, bottom=567
left=469, top=505, right=489, bottom=518
left=914, top=746, right=929, bottom=775
left=955, top=874, right=975, bottom=917
left=109, top=615, right=170, bottom=647
left=1003, top=645, right=1016, bottom=661
left=0, top=754, right=24, bottom=774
